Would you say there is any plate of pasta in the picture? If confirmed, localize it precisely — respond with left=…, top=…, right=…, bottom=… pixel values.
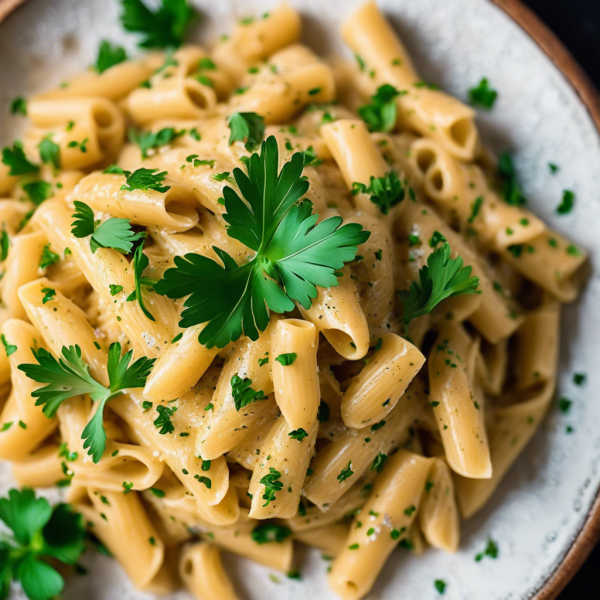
left=0, top=0, right=599, bottom=599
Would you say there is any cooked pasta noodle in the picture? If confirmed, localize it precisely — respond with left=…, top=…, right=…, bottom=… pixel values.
left=0, top=3, right=587, bottom=600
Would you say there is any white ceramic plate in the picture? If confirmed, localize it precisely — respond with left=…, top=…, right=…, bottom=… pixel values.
left=1, top=1, right=600, bottom=598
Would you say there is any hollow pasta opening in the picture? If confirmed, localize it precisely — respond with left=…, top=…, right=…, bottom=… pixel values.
left=415, top=147, right=436, bottom=173
left=430, top=168, right=444, bottom=191
left=449, top=117, right=474, bottom=148
left=185, top=81, right=212, bottom=110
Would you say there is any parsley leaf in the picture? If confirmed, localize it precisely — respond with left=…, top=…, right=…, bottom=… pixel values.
left=227, top=112, right=265, bottom=151
left=18, top=343, right=155, bottom=462
left=398, top=242, right=479, bottom=325
left=120, top=0, right=195, bottom=49
left=38, top=138, right=61, bottom=170
left=95, top=40, right=128, bottom=73
left=0, top=229, right=10, bottom=261
left=71, top=201, right=145, bottom=254
left=121, top=167, right=170, bottom=193
left=288, top=428, right=308, bottom=441
left=0, top=488, right=85, bottom=600
left=260, top=467, right=283, bottom=506
left=337, top=461, right=354, bottom=482
left=556, top=190, right=575, bottom=214
left=231, top=374, right=267, bottom=411
left=10, top=97, right=27, bottom=116
left=358, top=84, right=402, bottom=132
left=1, top=334, right=16, bottom=356
left=251, top=523, right=291, bottom=544
left=22, top=181, right=53, bottom=206
left=129, top=127, right=182, bottom=159
left=468, top=78, right=498, bottom=109
left=154, top=404, right=177, bottom=434
left=275, top=352, right=297, bottom=366
left=39, top=244, right=60, bottom=270
left=2, top=142, right=39, bottom=176
left=351, top=171, right=405, bottom=215
left=155, top=136, right=370, bottom=348
left=129, top=244, right=158, bottom=321
left=498, top=152, right=527, bottom=206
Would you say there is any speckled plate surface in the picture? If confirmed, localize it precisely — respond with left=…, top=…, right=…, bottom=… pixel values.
left=1, top=1, right=600, bottom=599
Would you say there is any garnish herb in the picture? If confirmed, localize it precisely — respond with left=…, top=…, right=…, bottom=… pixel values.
left=337, top=461, right=354, bottom=482
left=227, top=112, right=265, bottom=151
left=1, top=334, right=17, bottom=357
left=71, top=201, right=145, bottom=254
left=556, top=190, right=575, bottom=214
left=154, top=404, right=177, bottom=434
left=251, top=523, right=291, bottom=544
left=231, top=374, right=267, bottom=411
left=398, top=242, right=479, bottom=326
left=358, top=84, right=402, bottom=132
left=1, top=142, right=39, bottom=176
left=10, top=96, right=27, bottom=115
left=0, top=229, right=10, bottom=261
left=260, top=467, right=283, bottom=506
left=38, top=137, right=61, bottom=170
left=39, top=244, right=60, bottom=270
left=288, top=428, right=308, bottom=441
left=120, top=0, right=195, bottom=49
left=23, top=181, right=53, bottom=206
left=468, top=78, right=497, bottom=109
left=351, top=171, right=405, bottom=215
left=155, top=136, right=369, bottom=348
left=18, top=343, right=155, bottom=462
left=371, top=452, right=388, bottom=473
left=41, top=288, right=56, bottom=304
left=434, top=580, right=446, bottom=594
left=0, top=488, right=85, bottom=600
left=129, top=127, right=182, bottom=158
left=475, top=538, right=498, bottom=561
left=121, top=168, right=170, bottom=193
left=498, top=153, right=527, bottom=206
left=95, top=40, right=128, bottom=73
left=275, top=352, right=297, bottom=366
left=128, top=244, right=158, bottom=321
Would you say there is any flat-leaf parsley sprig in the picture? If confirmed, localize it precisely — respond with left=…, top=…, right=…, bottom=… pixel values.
left=120, top=0, right=196, bottom=49
left=155, top=136, right=370, bottom=348
left=18, top=343, right=155, bottom=463
left=0, top=488, right=85, bottom=600
left=398, top=242, right=479, bottom=326
left=71, top=201, right=145, bottom=254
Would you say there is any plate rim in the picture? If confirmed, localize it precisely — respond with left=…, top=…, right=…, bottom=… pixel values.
left=0, top=0, right=599, bottom=598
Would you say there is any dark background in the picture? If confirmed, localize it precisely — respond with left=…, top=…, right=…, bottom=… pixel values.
left=521, top=1, right=600, bottom=596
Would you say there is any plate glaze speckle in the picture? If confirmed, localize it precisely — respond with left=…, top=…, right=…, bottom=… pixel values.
left=1, top=1, right=600, bottom=599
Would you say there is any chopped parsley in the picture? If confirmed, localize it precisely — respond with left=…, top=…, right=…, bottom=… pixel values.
left=154, top=404, right=177, bottom=434
left=498, top=153, right=527, bottom=206
left=556, top=190, right=575, bottom=214
left=358, top=84, right=402, bottom=132
left=121, top=167, right=170, bottom=193
left=351, top=171, right=405, bottom=215
left=2, top=141, right=39, bottom=176
left=41, top=287, right=56, bottom=304
left=95, top=40, right=128, bottom=73
left=288, top=428, right=308, bottom=441
left=10, top=96, right=27, bottom=115
left=23, top=181, right=53, bottom=206
left=468, top=78, right=497, bottom=109
left=275, top=352, right=297, bottom=366
left=129, top=127, right=182, bottom=158
left=18, top=342, right=155, bottom=462
left=38, top=137, right=61, bottom=170
left=0, top=488, right=85, bottom=600
left=337, top=461, right=354, bottom=482
left=260, top=467, right=283, bottom=506
left=230, top=374, right=267, bottom=411
left=251, top=523, right=291, bottom=544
